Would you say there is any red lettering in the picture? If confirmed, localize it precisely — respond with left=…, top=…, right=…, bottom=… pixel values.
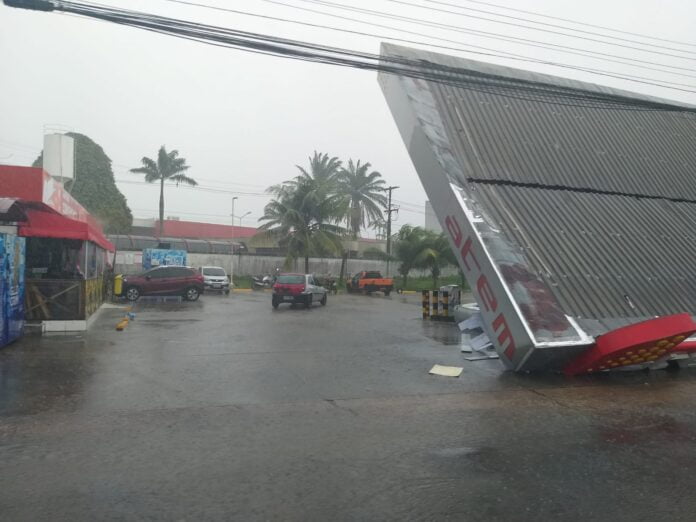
left=493, top=313, right=516, bottom=359
left=445, top=215, right=462, bottom=248
left=476, top=275, right=497, bottom=313
left=460, top=237, right=480, bottom=272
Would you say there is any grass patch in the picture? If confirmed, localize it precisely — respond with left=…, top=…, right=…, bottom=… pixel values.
left=397, top=275, right=466, bottom=292
left=232, top=275, right=253, bottom=289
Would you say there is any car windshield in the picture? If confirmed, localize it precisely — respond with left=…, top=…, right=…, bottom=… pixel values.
left=277, top=275, right=304, bottom=284
left=203, top=267, right=226, bottom=276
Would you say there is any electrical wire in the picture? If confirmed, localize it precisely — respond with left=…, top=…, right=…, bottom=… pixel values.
left=114, top=178, right=270, bottom=196
left=288, top=0, right=696, bottom=72
left=8, top=1, right=696, bottom=112
left=159, top=0, right=696, bottom=88
left=383, top=0, right=696, bottom=57
left=239, top=0, right=696, bottom=86
left=424, top=0, right=696, bottom=49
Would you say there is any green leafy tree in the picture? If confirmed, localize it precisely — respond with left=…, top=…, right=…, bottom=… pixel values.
left=256, top=152, right=346, bottom=272
left=130, top=146, right=196, bottom=235
left=33, top=132, right=132, bottom=234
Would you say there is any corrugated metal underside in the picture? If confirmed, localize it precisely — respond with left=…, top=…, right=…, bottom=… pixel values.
left=413, top=51, right=696, bottom=331
left=431, top=85, right=696, bottom=200
left=474, top=184, right=696, bottom=320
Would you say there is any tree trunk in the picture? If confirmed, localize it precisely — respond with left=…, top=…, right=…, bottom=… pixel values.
left=339, top=250, right=347, bottom=283
left=402, top=273, right=408, bottom=288
left=304, top=255, right=309, bottom=274
left=159, top=177, right=165, bottom=236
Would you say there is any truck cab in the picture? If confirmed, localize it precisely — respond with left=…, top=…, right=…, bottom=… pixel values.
left=347, top=271, right=393, bottom=296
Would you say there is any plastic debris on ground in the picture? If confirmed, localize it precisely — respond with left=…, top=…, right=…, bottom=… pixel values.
left=458, top=313, right=482, bottom=332
left=470, top=332, right=492, bottom=352
left=429, top=364, right=463, bottom=377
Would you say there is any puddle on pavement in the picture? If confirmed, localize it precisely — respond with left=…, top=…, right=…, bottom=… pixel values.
left=421, top=321, right=463, bottom=346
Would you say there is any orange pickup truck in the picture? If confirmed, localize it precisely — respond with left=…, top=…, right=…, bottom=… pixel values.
left=346, top=271, right=394, bottom=296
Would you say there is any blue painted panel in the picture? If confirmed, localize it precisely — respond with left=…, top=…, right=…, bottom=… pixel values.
left=0, top=233, right=25, bottom=348
left=142, top=248, right=187, bottom=270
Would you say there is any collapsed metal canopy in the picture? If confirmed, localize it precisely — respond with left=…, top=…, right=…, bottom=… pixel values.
left=378, top=43, right=696, bottom=372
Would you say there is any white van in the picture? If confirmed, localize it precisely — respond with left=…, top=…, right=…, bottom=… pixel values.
left=199, top=266, right=231, bottom=295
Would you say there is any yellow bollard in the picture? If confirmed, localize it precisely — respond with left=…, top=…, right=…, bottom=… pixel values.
left=422, top=290, right=430, bottom=320
left=113, top=274, right=123, bottom=296
left=432, top=290, right=439, bottom=320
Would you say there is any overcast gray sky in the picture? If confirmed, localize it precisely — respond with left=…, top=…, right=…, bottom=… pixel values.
left=1, top=0, right=694, bottom=233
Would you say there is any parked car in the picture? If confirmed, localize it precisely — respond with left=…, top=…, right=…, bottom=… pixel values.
left=121, top=266, right=204, bottom=301
left=272, top=273, right=327, bottom=309
left=199, top=266, right=231, bottom=294
left=346, top=271, right=394, bottom=296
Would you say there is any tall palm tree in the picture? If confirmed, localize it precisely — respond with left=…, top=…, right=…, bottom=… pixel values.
left=335, top=159, right=387, bottom=281
left=337, top=159, right=387, bottom=237
left=130, top=146, right=196, bottom=235
left=256, top=153, right=346, bottom=272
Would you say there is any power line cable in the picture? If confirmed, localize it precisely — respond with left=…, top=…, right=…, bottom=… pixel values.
left=424, top=0, right=696, bottom=49
left=261, top=0, right=696, bottom=85
left=289, top=0, right=696, bottom=72
left=383, top=0, right=696, bottom=57
left=164, top=0, right=696, bottom=86
left=66, top=1, right=696, bottom=102
left=115, top=178, right=271, bottom=196
left=7, top=1, right=695, bottom=112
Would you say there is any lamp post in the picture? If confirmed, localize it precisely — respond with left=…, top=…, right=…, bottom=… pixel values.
left=238, top=211, right=251, bottom=226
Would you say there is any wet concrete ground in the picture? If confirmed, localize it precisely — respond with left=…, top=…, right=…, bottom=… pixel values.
left=3, top=292, right=696, bottom=520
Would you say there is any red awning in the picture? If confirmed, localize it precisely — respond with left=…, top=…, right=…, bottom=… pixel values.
left=18, top=208, right=115, bottom=252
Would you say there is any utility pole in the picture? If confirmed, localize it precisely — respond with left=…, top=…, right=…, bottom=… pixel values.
left=385, top=185, right=399, bottom=277
left=230, top=196, right=238, bottom=286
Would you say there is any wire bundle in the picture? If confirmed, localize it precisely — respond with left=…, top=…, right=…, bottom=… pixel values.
left=5, top=0, right=696, bottom=113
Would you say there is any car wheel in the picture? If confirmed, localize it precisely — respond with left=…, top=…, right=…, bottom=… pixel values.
left=305, top=294, right=313, bottom=309
left=185, top=287, right=200, bottom=301
left=125, top=286, right=140, bottom=301
left=384, top=289, right=391, bottom=297
left=224, top=289, right=230, bottom=295
left=272, top=297, right=279, bottom=309
left=321, top=293, right=327, bottom=306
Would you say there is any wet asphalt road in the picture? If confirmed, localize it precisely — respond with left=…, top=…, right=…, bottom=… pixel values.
left=3, top=291, right=696, bottom=521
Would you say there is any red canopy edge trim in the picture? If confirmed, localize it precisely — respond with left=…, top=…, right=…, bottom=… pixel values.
left=18, top=208, right=115, bottom=252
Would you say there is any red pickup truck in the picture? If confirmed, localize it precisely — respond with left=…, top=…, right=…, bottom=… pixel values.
left=346, top=271, right=394, bottom=296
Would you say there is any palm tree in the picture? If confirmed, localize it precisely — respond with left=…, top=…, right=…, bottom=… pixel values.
left=392, top=225, right=428, bottom=287
left=414, top=231, right=454, bottom=288
left=336, top=159, right=387, bottom=237
left=393, top=226, right=456, bottom=288
left=256, top=153, right=346, bottom=272
left=130, top=146, right=196, bottom=235
left=296, top=151, right=342, bottom=187
left=335, top=159, right=387, bottom=281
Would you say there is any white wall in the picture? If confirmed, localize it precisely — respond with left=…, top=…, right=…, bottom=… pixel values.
left=114, top=250, right=458, bottom=279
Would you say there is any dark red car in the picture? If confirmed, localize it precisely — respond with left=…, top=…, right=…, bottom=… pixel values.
left=121, top=266, right=204, bottom=301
